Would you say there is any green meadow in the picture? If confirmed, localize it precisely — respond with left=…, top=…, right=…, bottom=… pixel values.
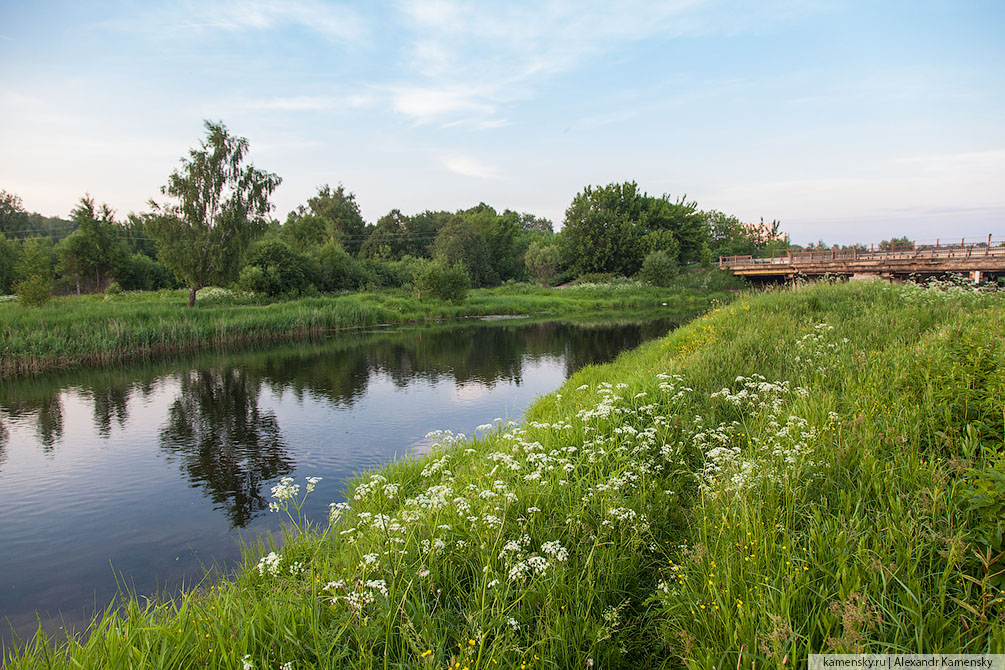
left=5, top=279, right=1004, bottom=668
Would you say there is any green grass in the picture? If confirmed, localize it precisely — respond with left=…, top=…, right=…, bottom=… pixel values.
left=0, top=277, right=737, bottom=377
left=5, top=279, right=1004, bottom=668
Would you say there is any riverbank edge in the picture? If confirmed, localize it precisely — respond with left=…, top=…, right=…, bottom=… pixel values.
left=7, top=280, right=1003, bottom=667
left=0, top=283, right=731, bottom=377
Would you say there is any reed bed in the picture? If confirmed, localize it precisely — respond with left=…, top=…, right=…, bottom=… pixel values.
left=0, top=282, right=726, bottom=377
left=5, top=279, right=1003, bottom=668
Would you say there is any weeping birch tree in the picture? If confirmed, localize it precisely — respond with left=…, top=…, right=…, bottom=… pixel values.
left=149, top=121, right=281, bottom=307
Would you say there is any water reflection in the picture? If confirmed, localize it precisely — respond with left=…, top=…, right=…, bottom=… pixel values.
left=0, top=311, right=693, bottom=649
left=160, top=368, right=293, bottom=527
left=0, top=317, right=685, bottom=469
left=91, top=385, right=129, bottom=438
left=1, top=392, right=64, bottom=451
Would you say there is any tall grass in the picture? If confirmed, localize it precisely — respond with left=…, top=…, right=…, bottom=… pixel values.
left=5, top=279, right=1002, bottom=668
left=0, top=281, right=732, bottom=377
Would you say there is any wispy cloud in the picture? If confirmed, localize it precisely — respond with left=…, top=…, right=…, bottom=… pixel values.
left=239, top=94, right=375, bottom=112
left=388, top=0, right=812, bottom=125
left=891, top=149, right=1005, bottom=173
left=440, top=155, right=502, bottom=179
left=100, top=0, right=369, bottom=45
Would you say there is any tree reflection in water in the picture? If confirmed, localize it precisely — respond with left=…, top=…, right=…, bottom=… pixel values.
left=0, top=418, right=7, bottom=468
left=0, top=315, right=682, bottom=520
left=91, top=385, right=129, bottom=438
left=160, top=367, right=293, bottom=527
left=0, top=393, right=64, bottom=452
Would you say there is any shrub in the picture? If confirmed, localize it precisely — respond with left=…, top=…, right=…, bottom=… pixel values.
left=116, top=253, right=176, bottom=291
left=418, top=262, right=470, bottom=302
left=639, top=250, right=679, bottom=286
left=570, top=272, right=618, bottom=285
left=316, top=241, right=373, bottom=292
left=14, top=275, right=52, bottom=306
left=359, top=258, right=409, bottom=289
left=524, top=241, right=561, bottom=286
left=240, top=239, right=314, bottom=297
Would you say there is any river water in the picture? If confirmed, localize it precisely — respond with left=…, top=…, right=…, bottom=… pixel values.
left=0, top=313, right=685, bottom=649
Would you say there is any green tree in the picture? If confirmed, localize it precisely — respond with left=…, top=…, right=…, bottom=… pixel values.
left=13, top=237, right=55, bottom=305
left=0, top=233, right=20, bottom=294
left=432, top=217, right=498, bottom=287
left=360, top=209, right=410, bottom=260
left=516, top=212, right=554, bottom=235
left=56, top=196, right=128, bottom=293
left=706, top=211, right=786, bottom=258
left=524, top=239, right=561, bottom=286
left=561, top=182, right=649, bottom=277
left=404, top=210, right=451, bottom=258
left=280, top=212, right=330, bottom=253
left=17, top=236, right=55, bottom=283
left=643, top=195, right=707, bottom=265
left=148, top=121, right=281, bottom=307
left=303, top=184, right=366, bottom=256
left=0, top=191, right=31, bottom=236
left=120, top=212, right=159, bottom=258
left=643, top=228, right=680, bottom=259
left=880, top=236, right=913, bottom=252
left=455, top=203, right=524, bottom=282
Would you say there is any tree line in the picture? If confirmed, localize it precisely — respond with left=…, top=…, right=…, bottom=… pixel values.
left=0, top=121, right=788, bottom=306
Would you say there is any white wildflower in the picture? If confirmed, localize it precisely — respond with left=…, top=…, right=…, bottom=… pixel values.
left=541, top=541, right=568, bottom=562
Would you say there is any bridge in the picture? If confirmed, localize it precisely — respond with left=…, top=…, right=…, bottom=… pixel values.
left=720, top=235, right=1005, bottom=284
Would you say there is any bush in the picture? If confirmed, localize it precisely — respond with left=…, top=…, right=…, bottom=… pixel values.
left=14, top=275, right=52, bottom=306
left=570, top=272, right=618, bottom=285
left=418, top=262, right=470, bottom=302
left=103, top=282, right=122, bottom=298
left=196, top=286, right=252, bottom=305
left=524, top=241, right=561, bottom=286
left=315, top=241, right=373, bottom=292
left=240, top=239, right=314, bottom=297
left=116, top=253, right=176, bottom=291
left=359, top=258, right=409, bottom=289
left=640, top=250, right=680, bottom=286
left=639, top=250, right=679, bottom=286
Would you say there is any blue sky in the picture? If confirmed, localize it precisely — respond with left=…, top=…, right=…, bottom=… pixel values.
left=1, top=0, right=1002, bottom=245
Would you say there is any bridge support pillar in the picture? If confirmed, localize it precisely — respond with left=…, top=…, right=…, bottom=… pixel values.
left=971, top=270, right=982, bottom=285
left=851, top=272, right=881, bottom=282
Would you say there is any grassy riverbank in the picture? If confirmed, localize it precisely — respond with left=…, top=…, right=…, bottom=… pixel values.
left=0, top=275, right=738, bottom=377
left=6, top=280, right=1004, bottom=668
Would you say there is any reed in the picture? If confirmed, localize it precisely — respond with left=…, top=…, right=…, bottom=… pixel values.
left=0, top=280, right=733, bottom=377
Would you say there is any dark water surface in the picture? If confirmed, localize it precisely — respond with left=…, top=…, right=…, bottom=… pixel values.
left=0, top=313, right=683, bottom=648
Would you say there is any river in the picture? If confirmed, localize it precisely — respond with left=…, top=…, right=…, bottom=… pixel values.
left=0, top=312, right=687, bottom=649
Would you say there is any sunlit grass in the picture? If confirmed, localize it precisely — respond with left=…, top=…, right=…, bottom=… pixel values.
left=5, top=279, right=1003, bottom=668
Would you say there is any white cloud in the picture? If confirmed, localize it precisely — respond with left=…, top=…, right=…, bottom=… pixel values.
left=441, top=155, right=502, bottom=179
left=392, top=87, right=495, bottom=123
